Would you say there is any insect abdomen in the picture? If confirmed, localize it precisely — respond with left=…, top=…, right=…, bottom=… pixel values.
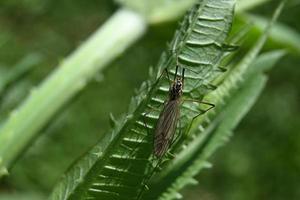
left=154, top=100, right=180, bottom=157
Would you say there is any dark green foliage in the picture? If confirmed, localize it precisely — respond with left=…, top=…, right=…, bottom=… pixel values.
left=0, top=0, right=299, bottom=200
left=50, top=1, right=236, bottom=199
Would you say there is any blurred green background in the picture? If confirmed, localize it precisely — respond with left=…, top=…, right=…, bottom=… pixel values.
left=0, top=0, right=299, bottom=199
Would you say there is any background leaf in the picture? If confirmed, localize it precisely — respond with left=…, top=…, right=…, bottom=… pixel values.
left=143, top=2, right=285, bottom=199
left=0, top=9, right=146, bottom=175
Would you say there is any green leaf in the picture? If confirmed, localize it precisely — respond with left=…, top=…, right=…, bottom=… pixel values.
left=239, top=13, right=300, bottom=55
left=247, top=49, right=286, bottom=75
left=151, top=49, right=285, bottom=199
left=116, top=0, right=198, bottom=23
left=0, top=193, right=45, bottom=200
left=49, top=0, right=235, bottom=199
left=117, top=0, right=274, bottom=24
left=236, top=0, right=271, bottom=12
left=0, top=53, right=43, bottom=94
left=146, top=2, right=285, bottom=199
left=156, top=73, right=268, bottom=200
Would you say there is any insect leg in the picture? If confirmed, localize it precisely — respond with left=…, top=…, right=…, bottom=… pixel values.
left=164, top=68, right=172, bottom=88
left=151, top=67, right=172, bottom=89
left=127, top=105, right=162, bottom=161
left=136, top=158, right=162, bottom=200
left=181, top=99, right=215, bottom=136
left=132, top=102, right=167, bottom=200
left=174, top=64, right=178, bottom=81
left=181, top=67, right=185, bottom=86
left=183, top=99, right=215, bottom=112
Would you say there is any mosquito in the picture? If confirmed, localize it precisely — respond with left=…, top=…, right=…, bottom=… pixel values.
left=136, top=65, right=215, bottom=199
left=153, top=65, right=214, bottom=158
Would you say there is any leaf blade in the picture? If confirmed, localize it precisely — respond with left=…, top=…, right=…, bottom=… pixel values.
left=150, top=2, right=285, bottom=198
left=49, top=0, right=236, bottom=199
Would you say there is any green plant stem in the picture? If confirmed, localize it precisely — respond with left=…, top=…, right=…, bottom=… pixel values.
left=148, top=0, right=197, bottom=24
left=0, top=8, right=146, bottom=176
left=119, top=0, right=269, bottom=24
left=236, top=0, right=271, bottom=12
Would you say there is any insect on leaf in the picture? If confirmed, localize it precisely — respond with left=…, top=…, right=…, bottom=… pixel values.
left=50, top=0, right=236, bottom=199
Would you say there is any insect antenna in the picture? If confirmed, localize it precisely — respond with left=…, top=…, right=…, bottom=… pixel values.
left=174, top=64, right=178, bottom=81
left=182, top=67, right=185, bottom=86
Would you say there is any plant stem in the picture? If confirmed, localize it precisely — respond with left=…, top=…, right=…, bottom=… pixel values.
left=0, top=8, right=146, bottom=176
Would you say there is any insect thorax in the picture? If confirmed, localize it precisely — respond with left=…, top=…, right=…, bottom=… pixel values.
left=169, top=78, right=183, bottom=100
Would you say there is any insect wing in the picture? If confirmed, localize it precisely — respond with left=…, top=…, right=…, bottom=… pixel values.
left=154, top=100, right=180, bottom=157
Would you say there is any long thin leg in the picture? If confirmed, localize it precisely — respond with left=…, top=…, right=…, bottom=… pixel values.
left=154, top=67, right=172, bottom=88
left=174, top=65, right=178, bottom=81
left=131, top=104, right=163, bottom=155
left=143, top=105, right=163, bottom=151
left=164, top=68, right=172, bottom=88
left=136, top=121, right=181, bottom=199
left=137, top=107, right=181, bottom=199
left=136, top=157, right=162, bottom=200
left=182, top=99, right=215, bottom=112
left=148, top=66, right=173, bottom=92
left=182, top=98, right=215, bottom=136
left=181, top=67, right=185, bottom=86
left=127, top=100, right=166, bottom=162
